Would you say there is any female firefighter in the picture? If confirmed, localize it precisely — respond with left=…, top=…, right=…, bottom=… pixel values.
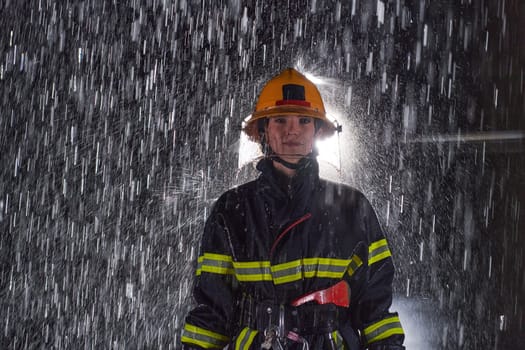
left=181, top=68, right=405, bottom=350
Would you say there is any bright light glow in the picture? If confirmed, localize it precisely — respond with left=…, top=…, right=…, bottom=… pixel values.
left=392, top=296, right=440, bottom=349
left=237, top=131, right=262, bottom=169
left=316, top=133, right=341, bottom=171
left=302, top=72, right=326, bottom=86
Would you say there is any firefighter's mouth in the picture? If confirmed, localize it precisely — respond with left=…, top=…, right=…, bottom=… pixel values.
left=283, top=141, right=303, bottom=147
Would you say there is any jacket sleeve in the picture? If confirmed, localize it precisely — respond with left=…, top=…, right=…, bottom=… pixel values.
left=351, top=194, right=405, bottom=350
left=181, top=197, right=238, bottom=349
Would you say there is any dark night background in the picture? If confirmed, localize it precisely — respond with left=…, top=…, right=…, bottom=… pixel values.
left=0, top=0, right=523, bottom=349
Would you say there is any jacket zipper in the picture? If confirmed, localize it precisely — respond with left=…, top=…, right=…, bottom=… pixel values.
left=269, top=212, right=312, bottom=258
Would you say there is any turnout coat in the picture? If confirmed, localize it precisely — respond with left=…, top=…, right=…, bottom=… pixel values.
left=182, top=158, right=405, bottom=349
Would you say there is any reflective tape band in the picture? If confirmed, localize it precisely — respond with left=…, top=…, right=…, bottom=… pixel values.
left=368, top=239, right=392, bottom=265
left=233, top=261, right=272, bottom=282
left=271, top=258, right=349, bottom=284
left=196, top=253, right=234, bottom=276
left=363, top=315, right=404, bottom=345
left=195, top=254, right=357, bottom=284
left=182, top=323, right=229, bottom=349
left=331, top=330, right=345, bottom=350
left=235, top=327, right=259, bottom=350
left=347, top=254, right=363, bottom=276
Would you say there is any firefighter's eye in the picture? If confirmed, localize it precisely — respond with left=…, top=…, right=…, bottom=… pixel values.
left=274, top=117, right=287, bottom=124
left=299, top=117, right=312, bottom=124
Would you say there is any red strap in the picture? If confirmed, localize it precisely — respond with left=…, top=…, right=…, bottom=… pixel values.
left=269, top=213, right=312, bottom=257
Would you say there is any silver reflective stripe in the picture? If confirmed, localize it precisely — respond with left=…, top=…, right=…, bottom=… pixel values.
left=271, top=265, right=302, bottom=279
left=368, top=239, right=392, bottom=265
left=182, top=324, right=229, bottom=348
left=271, top=258, right=350, bottom=284
left=363, top=316, right=404, bottom=344
left=196, top=253, right=234, bottom=276
left=201, top=257, right=233, bottom=269
left=235, top=327, right=259, bottom=350
left=331, top=330, right=345, bottom=350
left=235, top=266, right=272, bottom=276
left=234, top=261, right=272, bottom=281
left=347, top=254, right=363, bottom=276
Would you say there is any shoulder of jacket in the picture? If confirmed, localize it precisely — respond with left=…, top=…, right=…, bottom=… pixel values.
left=214, top=180, right=258, bottom=206
left=319, top=179, right=367, bottom=198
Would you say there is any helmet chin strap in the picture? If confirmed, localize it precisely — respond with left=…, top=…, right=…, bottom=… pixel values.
left=271, top=155, right=307, bottom=170
left=268, top=152, right=314, bottom=170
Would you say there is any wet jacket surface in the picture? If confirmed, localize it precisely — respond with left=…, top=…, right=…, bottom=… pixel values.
left=182, top=158, right=405, bottom=349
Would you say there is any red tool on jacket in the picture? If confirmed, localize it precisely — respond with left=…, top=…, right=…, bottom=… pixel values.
left=291, top=280, right=351, bottom=308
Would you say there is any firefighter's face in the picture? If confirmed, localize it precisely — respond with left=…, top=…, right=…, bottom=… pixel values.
left=266, top=115, right=316, bottom=163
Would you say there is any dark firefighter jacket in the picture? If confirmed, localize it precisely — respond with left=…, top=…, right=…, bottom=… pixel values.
left=182, top=158, right=405, bottom=350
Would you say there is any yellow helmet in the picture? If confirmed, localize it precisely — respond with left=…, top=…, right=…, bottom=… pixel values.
left=242, top=68, right=339, bottom=142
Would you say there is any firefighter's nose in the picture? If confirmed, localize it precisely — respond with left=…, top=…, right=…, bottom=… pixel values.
left=287, top=118, right=300, bottom=135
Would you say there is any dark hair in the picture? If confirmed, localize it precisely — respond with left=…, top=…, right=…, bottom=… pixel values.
left=314, top=119, right=323, bottom=133
left=257, top=118, right=269, bottom=154
left=257, top=118, right=268, bottom=136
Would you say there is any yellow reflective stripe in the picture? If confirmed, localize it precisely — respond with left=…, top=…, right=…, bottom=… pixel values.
left=196, top=255, right=361, bottom=283
left=304, top=257, right=351, bottom=267
left=331, top=330, right=345, bottom=350
left=182, top=323, right=229, bottom=349
left=235, top=327, right=259, bottom=350
left=363, top=316, right=404, bottom=344
left=369, top=239, right=388, bottom=253
left=368, top=239, right=392, bottom=265
left=234, top=261, right=272, bottom=281
left=196, top=253, right=234, bottom=276
left=271, top=259, right=302, bottom=284
left=347, top=254, right=363, bottom=276
left=203, top=253, right=233, bottom=262
left=271, top=258, right=350, bottom=285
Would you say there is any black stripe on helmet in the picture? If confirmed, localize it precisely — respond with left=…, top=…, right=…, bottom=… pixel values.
left=282, top=84, right=305, bottom=100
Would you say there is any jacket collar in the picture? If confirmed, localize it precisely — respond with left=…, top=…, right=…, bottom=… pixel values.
left=256, top=156, right=319, bottom=200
